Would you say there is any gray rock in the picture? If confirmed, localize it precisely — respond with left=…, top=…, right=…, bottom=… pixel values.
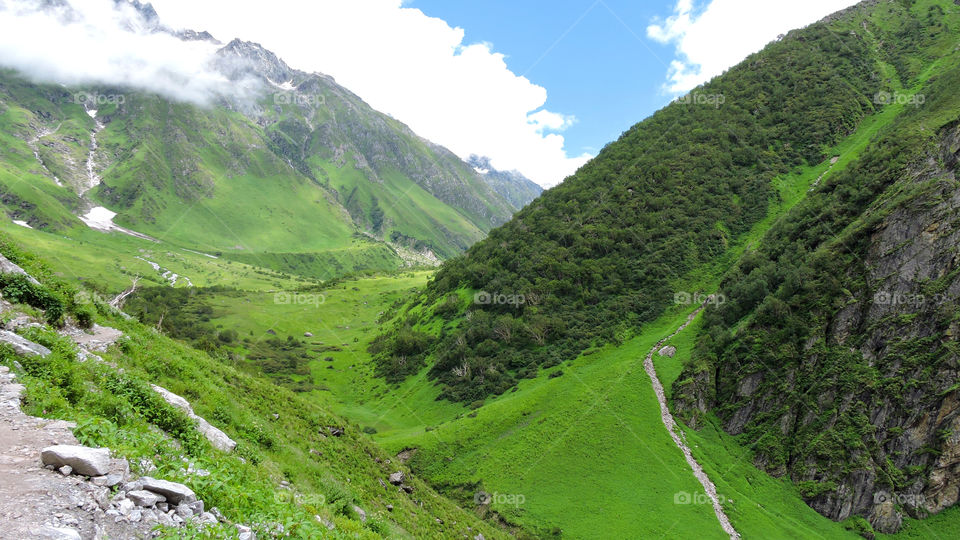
left=41, top=445, right=111, bottom=476
left=91, top=472, right=124, bottom=488
left=140, top=476, right=197, bottom=504
left=150, top=385, right=237, bottom=452
left=156, top=502, right=169, bottom=513
left=127, top=489, right=165, bottom=507
left=36, top=527, right=81, bottom=540
left=118, top=498, right=135, bottom=516
left=128, top=508, right=142, bottom=522
left=237, top=524, right=258, bottom=540
left=187, top=499, right=204, bottom=516
left=176, top=503, right=194, bottom=520
left=352, top=505, right=366, bottom=522
left=657, top=345, right=677, bottom=358
left=388, top=471, right=405, bottom=485
left=0, top=254, right=40, bottom=285
left=58, top=465, right=73, bottom=476
left=198, top=512, right=218, bottom=525
left=0, top=330, right=51, bottom=358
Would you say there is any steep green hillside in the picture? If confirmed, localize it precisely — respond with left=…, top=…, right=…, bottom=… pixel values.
left=361, top=0, right=960, bottom=537
left=372, top=0, right=959, bottom=403
left=0, top=233, right=506, bottom=539
left=673, top=1, right=960, bottom=533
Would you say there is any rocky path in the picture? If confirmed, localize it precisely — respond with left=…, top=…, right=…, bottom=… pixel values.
left=0, top=366, right=153, bottom=539
left=642, top=306, right=740, bottom=540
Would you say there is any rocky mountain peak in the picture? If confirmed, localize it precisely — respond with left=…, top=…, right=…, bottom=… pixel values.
left=214, top=38, right=299, bottom=84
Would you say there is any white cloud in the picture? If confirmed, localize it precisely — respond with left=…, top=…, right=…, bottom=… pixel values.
left=648, top=0, right=859, bottom=94
left=143, top=0, right=589, bottom=188
left=0, top=0, right=251, bottom=104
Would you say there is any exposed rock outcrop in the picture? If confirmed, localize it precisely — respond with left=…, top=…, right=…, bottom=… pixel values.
left=151, top=384, right=237, bottom=452
left=0, top=330, right=51, bottom=358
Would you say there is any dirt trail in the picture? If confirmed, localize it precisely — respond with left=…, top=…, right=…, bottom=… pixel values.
left=0, top=366, right=152, bottom=539
left=642, top=306, right=740, bottom=540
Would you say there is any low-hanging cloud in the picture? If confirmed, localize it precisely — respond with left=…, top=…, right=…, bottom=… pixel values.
left=0, top=0, right=248, bottom=105
left=648, top=0, right=859, bottom=94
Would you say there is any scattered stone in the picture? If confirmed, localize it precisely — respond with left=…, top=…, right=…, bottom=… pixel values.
left=237, top=524, right=257, bottom=540
left=156, top=502, right=169, bottom=513
left=41, top=445, right=111, bottom=477
left=118, top=498, right=135, bottom=516
left=304, top=332, right=313, bottom=337
left=140, top=477, right=197, bottom=505
left=353, top=505, right=366, bottom=522
left=401, top=484, right=414, bottom=494
left=327, top=426, right=344, bottom=437
left=210, top=507, right=225, bottom=522
left=58, top=465, right=73, bottom=476
left=127, top=490, right=165, bottom=508
left=198, top=512, right=218, bottom=526
left=175, top=504, right=194, bottom=520
left=91, top=473, right=124, bottom=488
left=388, top=471, right=405, bottom=485
left=187, top=500, right=205, bottom=516
left=129, top=509, right=142, bottom=522
left=386, top=504, right=394, bottom=511
left=657, top=345, right=677, bottom=358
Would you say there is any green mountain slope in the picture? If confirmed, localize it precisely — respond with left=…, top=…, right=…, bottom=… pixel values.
left=673, top=2, right=960, bottom=534
left=362, top=0, right=960, bottom=536
left=0, top=27, right=515, bottom=281
left=0, top=233, right=506, bottom=539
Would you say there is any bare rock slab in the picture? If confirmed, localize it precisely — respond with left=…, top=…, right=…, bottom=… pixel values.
left=140, top=477, right=197, bottom=505
left=150, top=385, right=237, bottom=452
left=0, top=330, right=51, bottom=358
left=41, top=445, right=111, bottom=477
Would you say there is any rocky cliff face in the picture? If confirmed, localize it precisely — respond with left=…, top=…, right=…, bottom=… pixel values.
left=676, top=120, right=960, bottom=534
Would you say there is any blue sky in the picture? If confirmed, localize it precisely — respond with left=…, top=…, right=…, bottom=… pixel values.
left=409, top=0, right=679, bottom=157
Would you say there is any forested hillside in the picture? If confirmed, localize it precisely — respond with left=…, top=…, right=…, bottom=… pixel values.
left=372, top=0, right=957, bottom=402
